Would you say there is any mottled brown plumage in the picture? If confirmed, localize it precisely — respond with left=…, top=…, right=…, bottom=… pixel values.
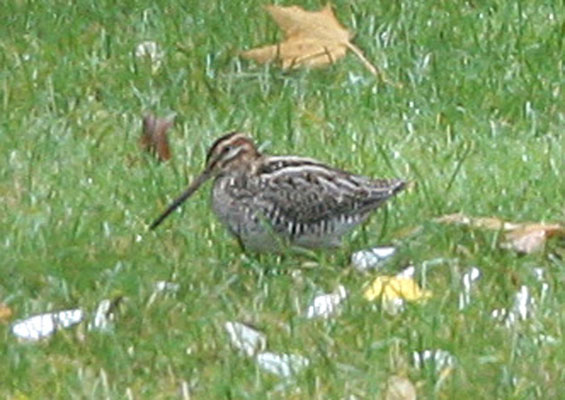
left=150, top=132, right=405, bottom=252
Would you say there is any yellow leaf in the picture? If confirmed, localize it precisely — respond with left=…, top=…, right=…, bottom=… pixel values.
left=364, top=276, right=432, bottom=302
left=241, top=3, right=385, bottom=79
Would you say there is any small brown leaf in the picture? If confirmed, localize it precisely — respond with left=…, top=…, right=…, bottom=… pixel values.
left=140, top=113, right=174, bottom=162
left=0, top=303, right=13, bottom=323
left=241, top=4, right=386, bottom=80
left=502, top=224, right=565, bottom=254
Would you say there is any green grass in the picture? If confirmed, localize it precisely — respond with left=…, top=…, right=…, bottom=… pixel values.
left=1, top=0, right=564, bottom=398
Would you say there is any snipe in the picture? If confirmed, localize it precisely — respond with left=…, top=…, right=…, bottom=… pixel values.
left=150, top=132, right=406, bottom=252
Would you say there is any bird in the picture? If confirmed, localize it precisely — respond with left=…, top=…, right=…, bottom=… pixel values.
left=150, top=132, right=406, bottom=252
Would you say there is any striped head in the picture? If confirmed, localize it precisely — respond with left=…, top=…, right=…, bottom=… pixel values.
left=150, top=132, right=260, bottom=229
left=205, top=132, right=261, bottom=174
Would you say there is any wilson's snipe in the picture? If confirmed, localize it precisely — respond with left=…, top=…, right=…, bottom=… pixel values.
left=150, top=132, right=406, bottom=252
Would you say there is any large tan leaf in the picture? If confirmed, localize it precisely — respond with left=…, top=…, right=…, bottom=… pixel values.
left=241, top=4, right=384, bottom=79
left=435, top=213, right=565, bottom=254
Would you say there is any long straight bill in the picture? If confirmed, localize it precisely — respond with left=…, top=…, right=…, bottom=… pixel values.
left=149, top=171, right=212, bottom=230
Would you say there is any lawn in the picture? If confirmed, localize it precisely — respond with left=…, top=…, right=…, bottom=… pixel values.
left=1, top=0, right=564, bottom=398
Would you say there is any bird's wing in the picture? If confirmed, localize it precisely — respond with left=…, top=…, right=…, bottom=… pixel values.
left=253, top=156, right=405, bottom=225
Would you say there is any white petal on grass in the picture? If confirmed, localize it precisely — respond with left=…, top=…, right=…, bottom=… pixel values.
left=351, top=246, right=396, bottom=271
left=225, top=322, right=267, bottom=357
left=256, top=352, right=310, bottom=378
left=306, top=285, right=347, bottom=319
left=12, top=309, right=84, bottom=341
left=458, top=267, right=481, bottom=310
left=413, top=349, right=455, bottom=373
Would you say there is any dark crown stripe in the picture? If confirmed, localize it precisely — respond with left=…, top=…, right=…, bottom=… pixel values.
left=206, top=131, right=246, bottom=163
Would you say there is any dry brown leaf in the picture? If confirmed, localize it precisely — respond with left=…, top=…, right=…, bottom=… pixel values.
left=436, top=213, right=565, bottom=254
left=0, top=303, right=14, bottom=323
left=241, top=4, right=385, bottom=80
left=501, top=223, right=565, bottom=254
left=140, top=113, right=174, bottom=162
left=434, top=213, right=520, bottom=231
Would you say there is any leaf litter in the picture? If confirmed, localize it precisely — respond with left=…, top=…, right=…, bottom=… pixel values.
left=364, top=266, right=432, bottom=315
left=0, top=303, right=13, bottom=323
left=140, top=113, right=174, bottom=162
left=435, top=213, right=565, bottom=254
left=241, top=4, right=390, bottom=82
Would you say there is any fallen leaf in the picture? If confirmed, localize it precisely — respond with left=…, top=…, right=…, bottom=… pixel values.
left=0, top=304, right=13, bottom=323
left=501, top=223, right=565, bottom=253
left=364, top=276, right=431, bottom=303
left=140, top=113, right=174, bottom=162
left=241, top=4, right=385, bottom=79
left=435, top=213, right=565, bottom=254
left=385, top=375, right=417, bottom=400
